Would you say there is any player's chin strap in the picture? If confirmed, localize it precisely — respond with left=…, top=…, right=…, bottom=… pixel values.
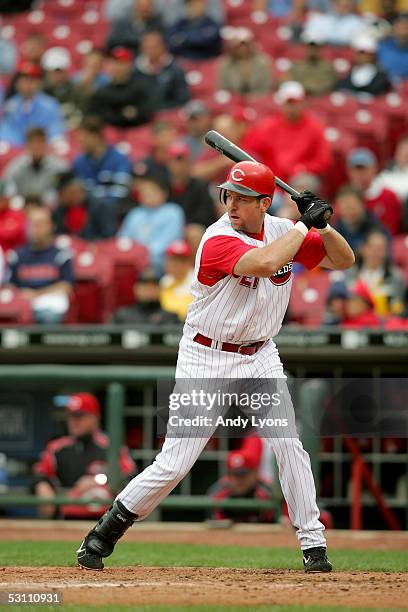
left=86, top=500, right=138, bottom=558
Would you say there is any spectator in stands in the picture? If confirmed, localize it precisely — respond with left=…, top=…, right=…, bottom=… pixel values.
left=112, top=266, right=179, bottom=324
left=333, top=186, right=382, bottom=253
left=20, top=31, right=47, bottom=65
left=323, top=281, right=349, bottom=325
left=160, top=239, right=193, bottom=321
left=3, top=127, right=68, bottom=205
left=192, top=112, right=248, bottom=186
left=167, top=141, right=217, bottom=228
left=207, top=446, right=274, bottom=523
left=344, top=229, right=405, bottom=317
left=342, top=280, right=381, bottom=327
left=106, top=0, right=163, bottom=54
left=218, top=27, right=272, bottom=95
left=53, top=173, right=89, bottom=237
left=302, top=0, right=366, bottom=46
left=6, top=206, right=73, bottom=324
left=162, top=0, right=225, bottom=26
left=53, top=172, right=118, bottom=240
left=183, top=100, right=213, bottom=159
left=241, top=81, right=332, bottom=184
left=73, top=116, right=133, bottom=201
left=0, top=61, right=65, bottom=147
left=167, top=0, right=222, bottom=60
left=285, top=32, right=337, bottom=97
left=378, top=12, right=408, bottom=82
left=133, top=120, right=178, bottom=189
left=346, top=148, right=402, bottom=235
left=33, top=393, right=135, bottom=519
left=73, top=49, right=110, bottom=99
left=375, top=135, right=408, bottom=217
left=41, top=47, right=84, bottom=130
left=104, top=0, right=225, bottom=27
left=0, top=182, right=26, bottom=253
left=0, top=28, right=17, bottom=75
left=88, top=47, right=153, bottom=128
left=335, top=34, right=390, bottom=96
left=133, top=30, right=190, bottom=111
left=276, top=172, right=322, bottom=219
left=119, top=172, right=185, bottom=275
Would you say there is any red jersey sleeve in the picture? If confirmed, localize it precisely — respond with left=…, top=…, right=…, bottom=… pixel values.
left=198, top=235, right=256, bottom=285
left=294, top=230, right=326, bottom=270
left=119, top=446, right=136, bottom=476
left=33, top=445, right=57, bottom=480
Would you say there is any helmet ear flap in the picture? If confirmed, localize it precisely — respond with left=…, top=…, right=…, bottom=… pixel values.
left=219, top=189, right=227, bottom=205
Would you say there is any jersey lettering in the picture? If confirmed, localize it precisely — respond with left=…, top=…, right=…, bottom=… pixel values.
left=239, top=276, right=259, bottom=289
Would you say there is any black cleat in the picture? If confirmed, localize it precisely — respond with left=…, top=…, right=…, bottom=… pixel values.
left=303, top=546, right=333, bottom=573
left=76, top=501, right=137, bottom=571
left=76, top=535, right=104, bottom=570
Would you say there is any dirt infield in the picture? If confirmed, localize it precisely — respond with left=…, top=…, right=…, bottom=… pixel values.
left=1, top=523, right=407, bottom=608
left=1, top=567, right=407, bottom=608
left=1, top=521, right=408, bottom=550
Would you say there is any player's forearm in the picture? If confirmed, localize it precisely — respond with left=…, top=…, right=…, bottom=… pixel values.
left=320, top=227, right=355, bottom=270
left=234, top=226, right=306, bottom=277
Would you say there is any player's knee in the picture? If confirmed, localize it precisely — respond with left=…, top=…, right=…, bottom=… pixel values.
left=153, top=455, right=191, bottom=483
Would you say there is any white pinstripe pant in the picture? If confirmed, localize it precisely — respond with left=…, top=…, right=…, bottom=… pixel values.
left=117, top=325, right=326, bottom=550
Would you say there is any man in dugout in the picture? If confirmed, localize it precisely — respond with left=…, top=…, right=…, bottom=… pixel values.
left=32, top=393, right=136, bottom=519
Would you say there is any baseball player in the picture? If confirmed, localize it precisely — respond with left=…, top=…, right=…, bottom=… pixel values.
left=76, top=161, right=354, bottom=573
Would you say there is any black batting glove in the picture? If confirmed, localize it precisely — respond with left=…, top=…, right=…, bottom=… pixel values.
left=300, top=198, right=333, bottom=230
left=291, top=190, right=317, bottom=215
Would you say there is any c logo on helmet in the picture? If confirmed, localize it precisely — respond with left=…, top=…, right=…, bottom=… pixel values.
left=231, top=168, right=245, bottom=182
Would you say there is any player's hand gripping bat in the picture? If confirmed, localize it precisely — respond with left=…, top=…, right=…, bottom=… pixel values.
left=204, top=130, right=332, bottom=223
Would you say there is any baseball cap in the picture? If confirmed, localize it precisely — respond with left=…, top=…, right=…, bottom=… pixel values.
left=351, top=34, right=377, bottom=54
left=55, top=392, right=101, bottom=416
left=168, top=141, right=191, bottom=159
left=184, top=100, right=211, bottom=119
left=222, top=26, right=254, bottom=43
left=276, top=81, right=305, bottom=104
left=347, top=148, right=376, bottom=167
left=227, top=450, right=258, bottom=474
left=16, top=60, right=42, bottom=79
left=327, top=281, right=348, bottom=303
left=110, top=46, right=134, bottom=62
left=166, top=240, right=192, bottom=258
left=349, top=280, right=374, bottom=307
left=41, top=46, right=72, bottom=71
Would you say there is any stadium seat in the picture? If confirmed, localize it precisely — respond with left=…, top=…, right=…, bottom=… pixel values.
left=73, top=250, right=115, bottom=322
left=54, top=234, right=88, bottom=255
left=185, top=59, right=220, bottom=98
left=94, top=237, right=150, bottom=308
left=289, top=270, right=331, bottom=326
left=0, top=288, right=33, bottom=325
left=367, top=94, right=408, bottom=155
left=0, top=143, right=23, bottom=176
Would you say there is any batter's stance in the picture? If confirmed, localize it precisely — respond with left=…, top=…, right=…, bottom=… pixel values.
left=77, top=161, right=354, bottom=572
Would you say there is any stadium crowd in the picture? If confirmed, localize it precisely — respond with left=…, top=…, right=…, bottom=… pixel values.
left=0, top=0, right=407, bottom=328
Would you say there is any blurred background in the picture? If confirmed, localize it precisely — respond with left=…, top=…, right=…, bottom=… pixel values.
left=0, top=0, right=407, bottom=532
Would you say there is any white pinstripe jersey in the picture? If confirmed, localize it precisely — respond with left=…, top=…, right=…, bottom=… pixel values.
left=185, top=213, right=295, bottom=343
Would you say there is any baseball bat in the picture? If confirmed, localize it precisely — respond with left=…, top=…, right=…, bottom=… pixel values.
left=205, top=130, right=300, bottom=198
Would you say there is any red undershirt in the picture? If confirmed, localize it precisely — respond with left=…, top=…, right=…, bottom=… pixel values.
left=198, top=225, right=327, bottom=286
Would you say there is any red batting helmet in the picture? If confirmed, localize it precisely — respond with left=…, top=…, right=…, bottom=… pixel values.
left=218, top=161, right=275, bottom=200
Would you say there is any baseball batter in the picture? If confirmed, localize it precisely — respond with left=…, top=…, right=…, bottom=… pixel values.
left=77, top=161, right=354, bottom=572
